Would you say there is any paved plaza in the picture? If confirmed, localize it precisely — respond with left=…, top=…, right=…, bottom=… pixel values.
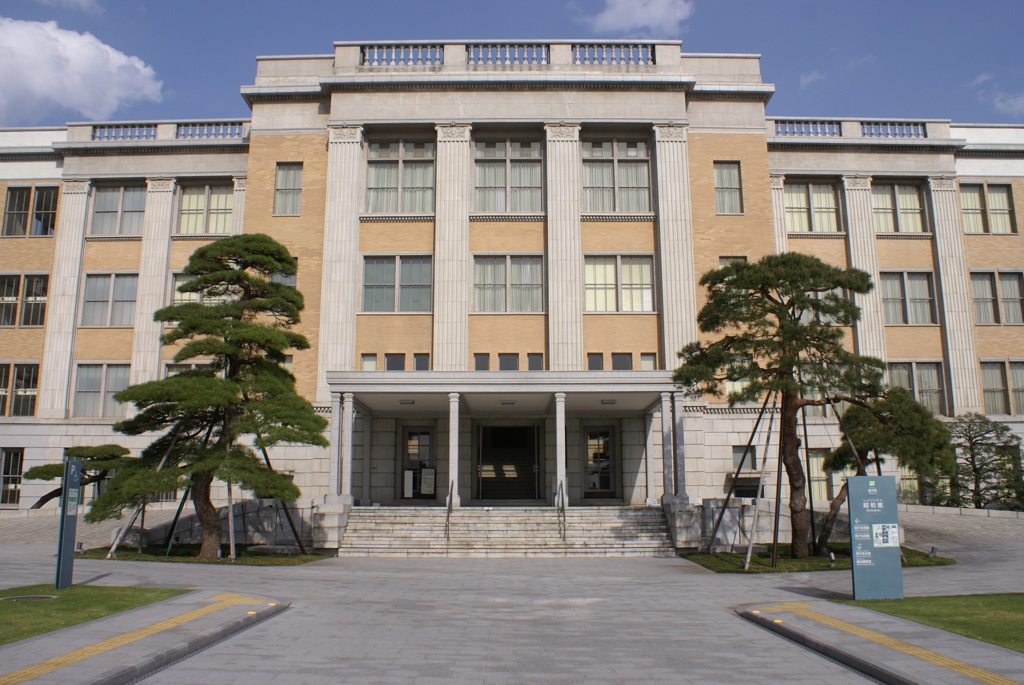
left=0, top=512, right=1022, bottom=684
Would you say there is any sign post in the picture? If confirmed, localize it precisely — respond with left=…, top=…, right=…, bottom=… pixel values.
left=55, top=458, right=83, bottom=590
left=847, top=475, right=903, bottom=600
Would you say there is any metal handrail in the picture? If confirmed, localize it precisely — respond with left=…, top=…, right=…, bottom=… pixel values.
left=556, top=481, right=566, bottom=542
left=444, top=480, right=454, bottom=541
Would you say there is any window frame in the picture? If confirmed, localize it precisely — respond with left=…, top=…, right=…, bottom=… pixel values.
left=783, top=181, right=842, bottom=233
left=473, top=139, right=544, bottom=214
left=73, top=363, right=131, bottom=419
left=473, top=255, right=544, bottom=313
left=0, top=273, right=48, bottom=328
left=365, top=140, right=436, bottom=214
left=887, top=361, right=948, bottom=416
left=871, top=182, right=928, bottom=234
left=960, top=182, right=1015, bottom=235
left=273, top=163, right=303, bottom=216
left=2, top=186, right=58, bottom=237
left=361, top=255, right=433, bottom=313
left=1, top=447, right=23, bottom=506
left=0, top=363, right=40, bottom=417
left=176, top=182, right=234, bottom=234
left=980, top=361, right=1011, bottom=415
left=581, top=138, right=652, bottom=214
left=90, top=185, right=146, bottom=236
left=714, top=161, right=743, bottom=215
left=971, top=270, right=1024, bottom=325
left=583, top=254, right=656, bottom=313
left=880, top=271, right=937, bottom=325
left=81, top=273, right=139, bottom=327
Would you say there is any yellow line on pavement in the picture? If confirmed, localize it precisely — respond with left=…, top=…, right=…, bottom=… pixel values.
left=0, top=593, right=266, bottom=685
left=755, top=602, right=1022, bottom=685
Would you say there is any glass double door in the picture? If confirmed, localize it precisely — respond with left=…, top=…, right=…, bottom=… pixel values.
left=477, top=425, right=539, bottom=500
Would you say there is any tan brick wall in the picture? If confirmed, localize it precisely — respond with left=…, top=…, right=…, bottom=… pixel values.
left=0, top=239, right=55, bottom=272
left=785, top=237, right=849, bottom=267
left=470, top=221, right=545, bottom=252
left=974, top=326, right=1024, bottom=358
left=469, top=315, right=546, bottom=369
left=83, top=241, right=143, bottom=271
left=876, top=239, right=936, bottom=270
left=355, top=315, right=434, bottom=368
left=582, top=314, right=661, bottom=368
left=244, top=132, right=329, bottom=400
left=75, top=328, right=134, bottom=359
left=883, top=327, right=944, bottom=359
left=581, top=221, right=656, bottom=252
left=361, top=221, right=435, bottom=252
left=2, top=329, right=45, bottom=360
left=964, top=234, right=1024, bottom=270
left=168, top=239, right=219, bottom=271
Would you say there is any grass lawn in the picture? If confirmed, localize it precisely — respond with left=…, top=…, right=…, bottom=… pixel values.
left=78, top=543, right=327, bottom=566
left=0, top=584, right=188, bottom=646
left=838, top=594, right=1024, bottom=653
left=682, top=543, right=956, bottom=573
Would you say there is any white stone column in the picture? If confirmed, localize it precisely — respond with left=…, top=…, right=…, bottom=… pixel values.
left=130, top=178, right=175, bottom=386
left=231, top=177, right=246, bottom=235
left=769, top=174, right=789, bottom=255
left=554, top=392, right=567, bottom=506
left=653, top=124, right=698, bottom=362
left=673, top=392, right=688, bottom=501
left=660, top=392, right=674, bottom=499
left=447, top=392, right=461, bottom=507
left=930, top=177, right=982, bottom=412
left=433, top=124, right=473, bottom=371
left=329, top=393, right=342, bottom=495
left=340, top=392, right=355, bottom=503
left=545, top=124, right=584, bottom=370
left=360, top=414, right=373, bottom=506
left=317, top=126, right=364, bottom=402
left=843, top=176, right=886, bottom=360
left=643, top=413, right=657, bottom=504
left=38, top=180, right=90, bottom=419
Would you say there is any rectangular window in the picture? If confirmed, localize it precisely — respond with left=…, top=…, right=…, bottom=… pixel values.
left=611, top=353, right=632, bottom=371
left=1011, top=362, right=1024, bottom=415
left=784, top=182, right=840, bottom=232
left=366, top=141, right=434, bottom=214
left=1000, top=273, right=1024, bottom=324
left=474, top=140, right=543, bottom=213
left=807, top=448, right=834, bottom=503
left=971, top=273, right=998, bottom=324
left=0, top=274, right=48, bottom=327
left=872, top=183, right=926, bottom=233
left=1, top=448, right=23, bottom=505
left=82, top=274, right=138, bottom=326
left=981, top=362, right=1010, bottom=415
left=970, top=271, right=1023, bottom=325
left=587, top=353, right=604, bottom=371
left=732, top=445, right=758, bottom=471
left=473, top=255, right=543, bottom=312
left=498, top=353, right=519, bottom=371
left=177, top=183, right=233, bottom=234
left=527, top=353, right=544, bottom=371
left=0, top=275, right=18, bottom=326
left=890, top=362, right=947, bottom=416
left=385, top=354, right=405, bottom=371
left=474, top=353, right=490, bottom=371
left=362, top=256, right=432, bottom=312
left=361, top=354, right=377, bottom=371
left=640, top=353, right=657, bottom=371
left=880, top=272, right=935, bottom=324
left=714, top=162, right=743, bottom=214
left=414, top=353, right=430, bottom=371
left=91, top=186, right=145, bottom=235
left=74, top=364, right=130, bottom=418
left=0, top=363, right=39, bottom=417
left=961, top=183, right=1015, bottom=234
left=2, top=188, right=30, bottom=236
left=582, top=140, right=650, bottom=213
left=584, top=255, right=654, bottom=312
left=2, top=187, right=58, bottom=237
left=274, top=163, right=302, bottom=216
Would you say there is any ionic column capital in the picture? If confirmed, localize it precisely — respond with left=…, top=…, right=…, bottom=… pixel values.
left=436, top=123, right=472, bottom=141
left=329, top=125, right=363, bottom=143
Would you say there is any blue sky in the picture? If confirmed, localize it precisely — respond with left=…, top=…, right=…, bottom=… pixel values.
left=2, top=0, right=1023, bottom=127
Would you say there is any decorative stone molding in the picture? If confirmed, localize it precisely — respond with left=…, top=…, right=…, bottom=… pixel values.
left=233, top=177, right=247, bottom=190
left=84, top=235, right=143, bottom=242
left=469, top=214, right=545, bottom=222
left=653, top=124, right=687, bottom=141
left=359, top=214, right=435, bottom=223
left=876, top=233, right=934, bottom=240
left=329, top=126, right=363, bottom=143
left=929, top=177, right=957, bottom=191
left=62, top=180, right=90, bottom=194
left=545, top=124, right=580, bottom=141
left=146, top=178, right=175, bottom=192
left=769, top=174, right=785, bottom=189
left=844, top=175, right=871, bottom=189
left=787, top=232, right=847, bottom=239
left=580, top=214, right=656, bottom=222
left=436, top=124, right=471, bottom=141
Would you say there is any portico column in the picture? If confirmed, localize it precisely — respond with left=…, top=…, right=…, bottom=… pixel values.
left=340, top=392, right=355, bottom=503
left=769, top=174, right=789, bottom=254
left=230, top=176, right=246, bottom=235
left=554, top=392, right=567, bottom=507
left=673, top=392, right=688, bottom=501
left=361, top=414, right=373, bottom=506
left=843, top=175, right=887, bottom=360
left=660, top=392, right=674, bottom=500
left=448, top=393, right=461, bottom=507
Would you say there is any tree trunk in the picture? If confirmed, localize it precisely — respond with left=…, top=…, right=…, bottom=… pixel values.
left=779, top=391, right=810, bottom=558
left=29, top=473, right=106, bottom=509
left=191, top=470, right=222, bottom=558
left=814, top=480, right=848, bottom=555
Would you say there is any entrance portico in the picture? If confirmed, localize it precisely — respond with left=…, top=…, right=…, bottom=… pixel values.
left=326, top=371, right=686, bottom=508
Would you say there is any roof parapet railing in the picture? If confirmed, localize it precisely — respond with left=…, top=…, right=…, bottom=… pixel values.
left=572, top=43, right=654, bottom=65
left=362, top=44, right=444, bottom=66
left=176, top=122, right=246, bottom=140
left=468, top=43, right=549, bottom=66
left=773, top=119, right=842, bottom=137
left=92, top=123, right=157, bottom=141
left=860, top=121, right=927, bottom=138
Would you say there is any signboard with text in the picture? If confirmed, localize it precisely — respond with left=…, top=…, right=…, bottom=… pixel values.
left=847, top=475, right=903, bottom=600
left=55, top=458, right=83, bottom=590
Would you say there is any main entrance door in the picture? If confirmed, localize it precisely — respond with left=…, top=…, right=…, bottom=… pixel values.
left=477, top=426, right=539, bottom=500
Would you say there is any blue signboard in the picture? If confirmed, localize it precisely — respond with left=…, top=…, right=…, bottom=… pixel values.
left=55, top=458, right=83, bottom=590
left=846, top=475, right=903, bottom=600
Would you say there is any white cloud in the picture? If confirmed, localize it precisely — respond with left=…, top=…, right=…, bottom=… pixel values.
left=847, top=55, right=876, bottom=69
left=800, top=71, right=826, bottom=90
left=0, top=18, right=162, bottom=124
left=993, top=92, right=1024, bottom=119
left=583, top=0, right=696, bottom=35
left=32, top=0, right=103, bottom=13
left=969, top=73, right=994, bottom=88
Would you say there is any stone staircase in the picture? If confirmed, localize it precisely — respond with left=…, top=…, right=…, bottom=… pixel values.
left=336, top=505, right=677, bottom=557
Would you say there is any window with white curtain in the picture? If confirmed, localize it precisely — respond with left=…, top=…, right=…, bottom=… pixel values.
left=177, top=183, right=233, bottom=234
left=366, top=141, right=435, bottom=214
left=872, top=183, right=926, bottom=233
left=473, top=256, right=543, bottom=312
left=981, top=362, right=1010, bottom=415
left=714, top=162, right=743, bottom=214
left=362, top=256, right=432, bottom=312
left=1012, top=362, right=1024, bottom=415
left=784, top=182, right=841, bottom=232
left=74, top=363, right=130, bottom=418
left=474, top=141, right=542, bottom=213
left=888, top=362, right=946, bottom=416
left=880, top=272, right=935, bottom=324
left=960, top=183, right=1014, bottom=234
left=273, top=163, right=302, bottom=216
left=584, top=255, right=654, bottom=312
left=971, top=273, right=998, bottom=323
left=81, top=274, right=138, bottom=326
left=91, top=186, right=146, bottom=235
left=582, top=140, right=650, bottom=213
left=970, top=271, right=1024, bottom=325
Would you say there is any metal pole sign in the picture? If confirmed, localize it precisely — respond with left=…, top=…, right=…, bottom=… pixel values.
left=55, top=458, right=83, bottom=590
left=847, top=475, right=903, bottom=600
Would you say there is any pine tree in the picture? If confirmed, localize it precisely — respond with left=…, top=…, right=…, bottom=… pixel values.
left=23, top=444, right=133, bottom=509
left=674, top=252, right=886, bottom=558
left=949, top=413, right=1023, bottom=510
left=87, top=234, right=328, bottom=558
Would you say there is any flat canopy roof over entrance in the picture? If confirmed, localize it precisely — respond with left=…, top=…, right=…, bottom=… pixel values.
left=325, top=370, right=679, bottom=415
